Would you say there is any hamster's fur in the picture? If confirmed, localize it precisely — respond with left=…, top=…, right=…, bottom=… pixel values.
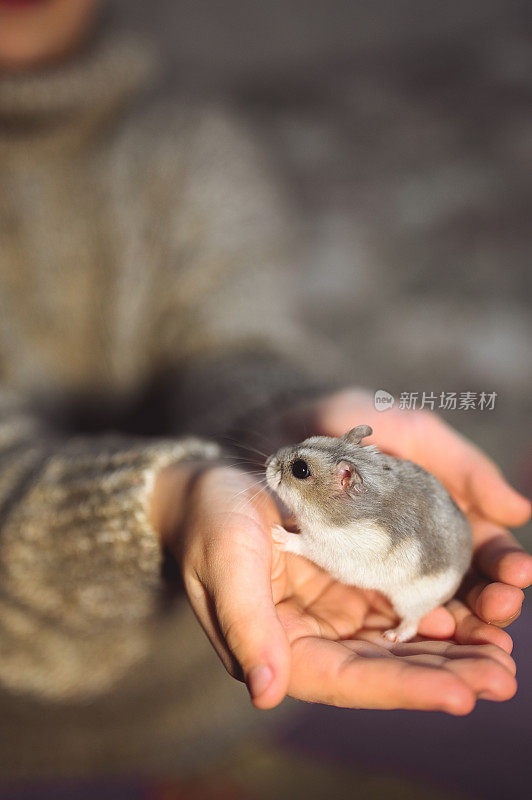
left=265, top=425, right=472, bottom=642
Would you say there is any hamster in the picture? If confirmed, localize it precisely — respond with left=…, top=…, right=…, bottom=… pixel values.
left=265, top=424, right=472, bottom=642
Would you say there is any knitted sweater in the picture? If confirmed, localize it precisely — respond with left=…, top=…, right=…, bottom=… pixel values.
left=0, top=29, right=331, bottom=778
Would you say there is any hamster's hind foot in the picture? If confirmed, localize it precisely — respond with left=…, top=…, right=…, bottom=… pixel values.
left=383, top=621, right=419, bottom=643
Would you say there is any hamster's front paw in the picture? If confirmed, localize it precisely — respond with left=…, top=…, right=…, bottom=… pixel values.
left=383, top=621, right=418, bottom=643
left=271, top=524, right=307, bottom=556
left=271, top=523, right=289, bottom=550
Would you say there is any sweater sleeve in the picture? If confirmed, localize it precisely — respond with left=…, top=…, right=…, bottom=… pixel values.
left=0, top=389, right=220, bottom=700
left=0, top=107, right=339, bottom=702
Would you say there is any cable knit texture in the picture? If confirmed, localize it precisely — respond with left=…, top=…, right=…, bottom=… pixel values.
left=0, top=23, right=327, bottom=766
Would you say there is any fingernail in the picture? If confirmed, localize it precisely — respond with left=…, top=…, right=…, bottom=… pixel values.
left=247, top=664, right=273, bottom=699
left=492, top=609, right=521, bottom=627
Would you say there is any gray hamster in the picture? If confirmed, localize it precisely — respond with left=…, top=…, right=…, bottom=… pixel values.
left=265, top=424, right=472, bottom=642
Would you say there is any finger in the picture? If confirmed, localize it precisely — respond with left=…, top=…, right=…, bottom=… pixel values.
left=447, top=599, right=514, bottom=654
left=396, top=653, right=516, bottom=702
left=465, top=457, right=531, bottom=529
left=288, top=636, right=476, bottom=715
left=465, top=462, right=531, bottom=528
left=475, top=583, right=524, bottom=627
left=417, top=605, right=456, bottom=639
left=204, top=516, right=291, bottom=710
left=441, top=657, right=516, bottom=702
left=460, top=567, right=525, bottom=627
left=421, top=416, right=531, bottom=528
left=390, top=640, right=516, bottom=676
left=472, top=521, right=532, bottom=588
left=353, top=636, right=516, bottom=702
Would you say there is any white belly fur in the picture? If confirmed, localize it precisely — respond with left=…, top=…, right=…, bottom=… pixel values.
left=301, top=519, right=460, bottom=601
left=301, top=519, right=421, bottom=590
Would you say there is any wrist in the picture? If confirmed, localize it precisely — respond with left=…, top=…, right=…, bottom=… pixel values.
left=150, top=459, right=212, bottom=548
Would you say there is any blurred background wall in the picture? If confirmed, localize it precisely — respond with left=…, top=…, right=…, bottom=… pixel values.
left=112, top=0, right=532, bottom=499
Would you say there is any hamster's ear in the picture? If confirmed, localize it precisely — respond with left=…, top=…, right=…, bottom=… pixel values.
left=343, top=425, right=373, bottom=446
left=336, top=460, right=364, bottom=495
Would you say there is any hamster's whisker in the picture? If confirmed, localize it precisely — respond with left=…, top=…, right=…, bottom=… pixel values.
left=228, top=426, right=274, bottom=448
left=226, top=460, right=266, bottom=474
left=238, top=443, right=269, bottom=460
left=247, top=485, right=268, bottom=506
left=220, top=435, right=270, bottom=461
left=230, top=484, right=271, bottom=518
left=218, top=457, right=266, bottom=475
left=232, top=489, right=269, bottom=520
left=229, top=477, right=268, bottom=505
left=247, top=496, right=269, bottom=519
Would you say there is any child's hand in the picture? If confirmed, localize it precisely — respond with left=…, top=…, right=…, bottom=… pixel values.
left=153, top=461, right=517, bottom=714
left=309, top=388, right=532, bottom=633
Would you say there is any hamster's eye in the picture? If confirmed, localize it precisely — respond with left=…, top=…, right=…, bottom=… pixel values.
left=291, top=459, right=311, bottom=479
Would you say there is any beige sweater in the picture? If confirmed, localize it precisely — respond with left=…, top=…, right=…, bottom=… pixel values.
left=0, top=30, right=332, bottom=778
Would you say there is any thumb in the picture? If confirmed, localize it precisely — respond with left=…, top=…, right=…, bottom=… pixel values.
left=203, top=516, right=291, bottom=709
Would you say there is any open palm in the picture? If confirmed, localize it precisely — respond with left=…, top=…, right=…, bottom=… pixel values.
left=272, top=543, right=516, bottom=713
left=179, top=463, right=518, bottom=715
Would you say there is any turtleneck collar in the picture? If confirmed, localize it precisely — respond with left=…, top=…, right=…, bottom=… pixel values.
left=0, top=29, right=157, bottom=156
